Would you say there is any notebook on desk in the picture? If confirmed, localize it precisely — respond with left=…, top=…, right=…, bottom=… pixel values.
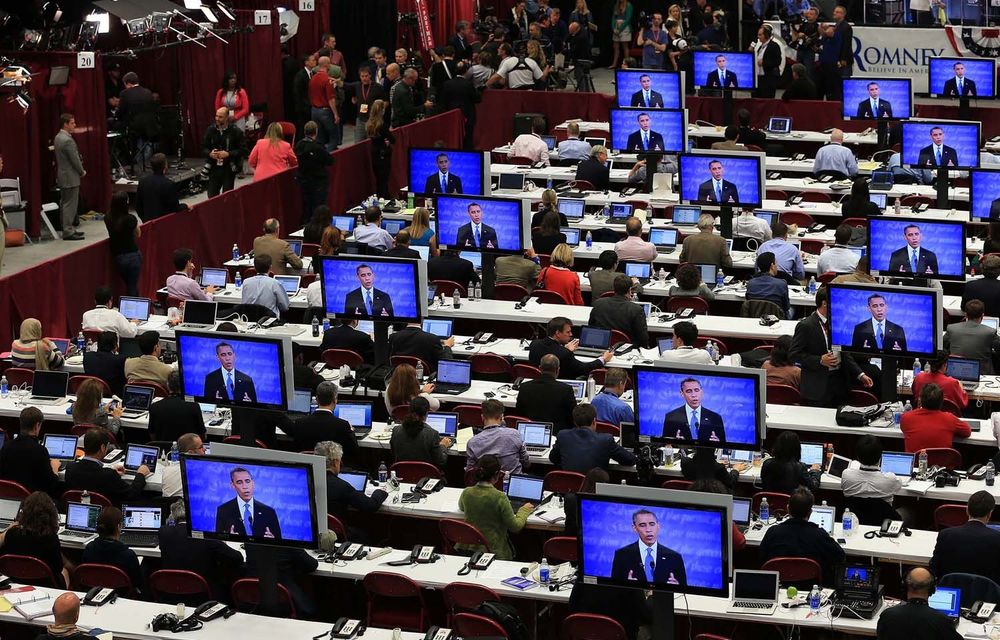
left=274, top=275, right=301, bottom=295
left=766, top=117, right=791, bottom=135
left=808, top=504, right=835, bottom=535
left=671, top=205, right=701, bottom=226
left=561, top=227, right=581, bottom=246
left=880, top=451, right=914, bottom=478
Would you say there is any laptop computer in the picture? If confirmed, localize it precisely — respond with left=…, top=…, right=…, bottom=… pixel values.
left=30, top=371, right=69, bottom=405
left=657, top=337, right=674, bottom=355
left=458, top=251, right=483, bottom=271
left=559, top=198, right=586, bottom=220
left=200, top=267, right=228, bottom=288
left=576, top=326, right=612, bottom=358
left=340, top=471, right=368, bottom=492
left=274, top=275, right=301, bottom=295
left=414, top=245, right=430, bottom=261
left=928, top=586, right=962, bottom=623
left=623, top=262, right=652, bottom=282
left=672, top=205, right=701, bottom=226
left=422, top=319, right=453, bottom=338
left=561, top=227, right=581, bottom=247
left=118, top=337, right=142, bottom=358
left=288, top=388, right=313, bottom=414
left=518, top=422, right=553, bottom=452
left=179, top=300, right=217, bottom=329
left=44, top=434, right=78, bottom=465
left=120, top=504, right=163, bottom=547
left=755, top=211, right=777, bottom=227
left=881, top=451, right=914, bottom=477
left=766, top=117, right=792, bottom=135
left=427, top=283, right=438, bottom=305
left=634, top=301, right=652, bottom=317
left=559, top=379, right=587, bottom=401
left=800, top=442, right=825, bottom=467
left=649, top=228, right=678, bottom=254
left=610, top=203, right=633, bottom=221
left=332, top=216, right=357, bottom=234
left=506, top=474, right=545, bottom=509
left=727, top=570, right=779, bottom=615
left=869, top=192, right=888, bottom=209
left=946, top=356, right=981, bottom=390
left=697, top=264, right=718, bottom=289
left=49, top=338, right=70, bottom=354
left=541, top=135, right=557, bottom=151
left=827, top=454, right=851, bottom=478
left=870, top=170, right=894, bottom=191
left=120, top=384, right=155, bottom=419
left=381, top=219, right=406, bottom=236
left=0, top=498, right=20, bottom=529
left=732, top=497, right=752, bottom=532
left=434, top=360, right=473, bottom=395
left=497, top=173, right=526, bottom=193
left=60, top=502, right=101, bottom=543
left=426, top=412, right=459, bottom=442
left=983, top=316, right=999, bottom=332
left=285, top=239, right=303, bottom=257
left=333, top=402, right=373, bottom=433
left=847, top=246, right=867, bottom=259
left=119, top=296, right=151, bottom=322
left=122, top=444, right=159, bottom=482
left=809, top=504, right=835, bottom=535
left=584, top=137, right=606, bottom=148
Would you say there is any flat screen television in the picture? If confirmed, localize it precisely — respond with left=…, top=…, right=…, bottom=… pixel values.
left=609, top=108, right=687, bottom=154
left=900, top=119, right=981, bottom=170
left=867, top=217, right=966, bottom=281
left=433, top=194, right=529, bottom=253
left=927, top=56, right=996, bottom=98
left=614, top=69, right=684, bottom=109
left=970, top=169, right=1000, bottom=220
left=841, top=78, right=913, bottom=120
left=828, top=282, right=943, bottom=358
left=693, top=50, right=756, bottom=90
left=678, top=150, right=765, bottom=209
left=317, top=255, right=428, bottom=322
left=408, top=148, right=489, bottom=196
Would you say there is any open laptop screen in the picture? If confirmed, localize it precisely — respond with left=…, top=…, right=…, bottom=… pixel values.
left=506, top=474, right=544, bottom=502
left=122, top=505, right=162, bottom=531
left=579, top=327, right=611, bottom=349
left=119, top=297, right=151, bottom=322
left=560, top=198, right=586, bottom=219
left=339, top=472, right=368, bottom=492
left=333, top=402, right=373, bottom=428
left=946, top=357, right=980, bottom=382
left=881, top=452, right=914, bottom=476
left=518, top=422, right=553, bottom=447
left=426, top=412, right=458, bottom=436
left=649, top=228, right=678, bottom=247
left=732, top=497, right=751, bottom=526
left=438, top=360, right=472, bottom=385
left=808, top=505, right=835, bottom=534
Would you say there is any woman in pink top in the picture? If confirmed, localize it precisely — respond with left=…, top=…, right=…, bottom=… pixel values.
left=249, top=123, right=298, bottom=182
left=912, top=350, right=969, bottom=411
left=214, top=71, right=250, bottom=129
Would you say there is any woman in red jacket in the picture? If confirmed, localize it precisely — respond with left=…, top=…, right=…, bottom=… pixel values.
left=249, top=123, right=298, bottom=182
left=537, top=243, right=583, bottom=305
left=215, top=71, right=250, bottom=129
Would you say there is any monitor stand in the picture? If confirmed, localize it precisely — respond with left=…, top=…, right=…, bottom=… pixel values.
left=719, top=205, right=734, bottom=239
left=651, top=589, right=675, bottom=640
left=935, top=166, right=949, bottom=210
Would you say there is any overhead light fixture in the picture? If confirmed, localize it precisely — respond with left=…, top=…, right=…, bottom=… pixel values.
left=150, top=12, right=172, bottom=33
left=279, top=10, right=299, bottom=43
left=183, top=0, right=203, bottom=7
left=21, top=30, right=43, bottom=48
left=276, top=6, right=287, bottom=12
left=78, top=20, right=99, bottom=42
left=125, top=18, right=147, bottom=36
left=216, top=2, right=236, bottom=21
left=85, top=11, right=110, bottom=34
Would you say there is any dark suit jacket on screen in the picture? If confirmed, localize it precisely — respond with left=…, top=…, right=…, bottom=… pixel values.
left=455, top=222, right=499, bottom=249
left=423, top=173, right=463, bottom=194
left=343, top=287, right=394, bottom=318
left=662, top=406, right=726, bottom=442
left=610, top=541, right=687, bottom=586
left=697, top=178, right=740, bottom=204
left=203, top=368, right=257, bottom=403
left=851, top=319, right=908, bottom=353
left=705, top=69, right=738, bottom=88
left=855, top=98, right=892, bottom=119
left=942, top=77, right=976, bottom=97
left=630, top=89, right=664, bottom=108
left=625, top=130, right=666, bottom=152
left=887, top=246, right=938, bottom=275
left=215, top=498, right=282, bottom=538
left=917, top=144, right=959, bottom=167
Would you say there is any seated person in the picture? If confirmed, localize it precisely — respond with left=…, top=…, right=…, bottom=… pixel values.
left=529, top=317, right=610, bottom=380
left=252, top=218, right=303, bottom=275
left=165, top=247, right=215, bottom=301
left=38, top=593, right=87, bottom=640
left=531, top=190, right=568, bottom=228
left=159, top=500, right=244, bottom=601
left=614, top=217, right=657, bottom=263
left=148, top=371, right=206, bottom=442
left=691, top=478, right=746, bottom=551
left=549, top=404, right=637, bottom=473
left=285, top=381, right=359, bottom=456
left=945, top=299, right=1000, bottom=374
left=465, top=399, right=530, bottom=474
left=508, top=117, right=549, bottom=165
left=757, top=222, right=805, bottom=282
left=82, top=286, right=139, bottom=337
left=574, top=145, right=610, bottom=190
left=124, top=330, right=172, bottom=387
left=588, top=274, right=649, bottom=347
left=72, top=378, right=123, bottom=438
left=459, top=455, right=535, bottom=560
left=389, top=321, right=455, bottom=370
left=760, top=431, right=821, bottom=494
left=245, top=544, right=318, bottom=618
left=929, top=490, right=1000, bottom=588
left=495, top=249, right=542, bottom=291
left=515, top=354, right=579, bottom=432
left=241, top=254, right=291, bottom=317
left=759, top=487, right=846, bottom=587
left=83, top=331, right=127, bottom=396
left=668, top=263, right=715, bottom=302
left=876, top=568, right=963, bottom=640
left=319, top=319, right=375, bottom=363
left=841, top=434, right=903, bottom=507
left=385, top=230, right=421, bottom=259
left=762, top=335, right=801, bottom=389
left=64, top=429, right=151, bottom=503
left=734, top=209, right=772, bottom=242
left=679, top=214, right=733, bottom=269
left=657, top=321, right=713, bottom=364
left=558, top=122, right=594, bottom=162
left=816, top=224, right=860, bottom=276
left=428, top=249, right=479, bottom=286
left=390, top=397, right=451, bottom=468
left=590, top=368, right=634, bottom=427
left=587, top=251, right=628, bottom=299
left=81, top=506, right=143, bottom=593
left=385, top=363, right=440, bottom=413
left=745, top=251, right=791, bottom=318
left=319, top=441, right=388, bottom=542
left=291, top=343, right=324, bottom=393
left=11, top=318, right=64, bottom=370
left=161, top=433, right=205, bottom=498
left=900, top=383, right=971, bottom=453
left=912, top=350, right=968, bottom=411
left=532, top=211, right=567, bottom=257
left=0, top=408, right=61, bottom=497
left=681, top=448, right=741, bottom=492
left=0, top=491, right=69, bottom=588
left=353, top=206, right=394, bottom=253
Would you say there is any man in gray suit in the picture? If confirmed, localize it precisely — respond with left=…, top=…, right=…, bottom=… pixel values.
left=945, top=299, right=1000, bottom=374
left=54, top=114, right=86, bottom=240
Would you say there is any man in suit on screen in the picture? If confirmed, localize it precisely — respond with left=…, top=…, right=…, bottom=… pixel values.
left=203, top=342, right=257, bottom=403
left=343, top=264, right=395, bottom=318
left=454, top=202, right=499, bottom=249
left=917, top=126, right=959, bottom=167
left=215, top=467, right=282, bottom=539
left=887, top=224, right=938, bottom=275
left=423, top=153, right=463, bottom=194
left=851, top=293, right=908, bottom=353
left=855, top=82, right=893, bottom=119
left=610, top=509, right=687, bottom=586
left=696, top=160, right=740, bottom=204
left=990, top=197, right=1000, bottom=220
left=661, top=377, right=726, bottom=443
left=625, top=113, right=666, bottom=152
left=942, top=62, right=977, bottom=97
left=705, top=54, right=738, bottom=88
left=630, top=74, right=664, bottom=108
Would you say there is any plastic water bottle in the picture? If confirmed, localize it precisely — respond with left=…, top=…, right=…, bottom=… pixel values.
left=234, top=271, right=242, bottom=289
left=601, top=202, right=610, bottom=219
left=503, top=470, right=511, bottom=493
left=81, top=490, right=90, bottom=505
left=539, top=557, right=550, bottom=585
left=378, top=461, right=388, bottom=483
left=453, top=289, right=461, bottom=309
left=903, top=399, right=913, bottom=413
left=415, top=362, right=424, bottom=382
left=663, top=443, right=674, bottom=466
left=322, top=317, right=331, bottom=333
left=894, top=197, right=901, bottom=215
left=169, top=441, right=179, bottom=462
left=912, top=358, right=922, bottom=381
left=808, top=276, right=817, bottom=295
left=808, top=585, right=822, bottom=613
left=716, top=269, right=725, bottom=289
left=546, top=177, right=553, bottom=190
left=0, top=376, right=7, bottom=400
left=918, top=449, right=928, bottom=476
left=232, top=243, right=239, bottom=261
left=706, top=340, right=719, bottom=363
left=311, top=317, right=320, bottom=337
left=842, top=508, right=854, bottom=537
left=987, top=462, right=996, bottom=487
left=76, top=331, right=85, bottom=353
left=759, top=497, right=770, bottom=523
left=585, top=230, right=593, bottom=249
left=893, top=406, right=902, bottom=426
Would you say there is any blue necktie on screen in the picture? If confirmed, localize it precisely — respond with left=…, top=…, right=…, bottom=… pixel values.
left=719, top=70, right=724, bottom=85
left=226, top=372, right=234, bottom=399
left=365, top=290, right=373, bottom=315
left=441, top=174, right=447, bottom=193
left=474, top=225, right=481, bottom=247
left=643, top=132, right=648, bottom=150
left=645, top=547, right=654, bottom=582
left=715, top=181, right=722, bottom=202
left=911, top=248, right=918, bottom=272
left=876, top=323, right=884, bottom=349
left=644, top=91, right=650, bottom=107
left=243, top=503, right=252, bottom=533
left=958, top=79, right=963, bottom=94
left=872, top=99, right=877, bottom=114
left=936, top=146, right=941, bottom=165
left=690, top=410, right=698, bottom=440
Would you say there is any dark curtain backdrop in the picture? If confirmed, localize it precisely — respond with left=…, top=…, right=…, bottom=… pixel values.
left=329, top=0, right=397, bottom=79
left=230, top=9, right=283, bottom=120
left=395, top=0, right=476, bottom=48
left=0, top=92, right=42, bottom=239
left=389, top=109, right=466, bottom=194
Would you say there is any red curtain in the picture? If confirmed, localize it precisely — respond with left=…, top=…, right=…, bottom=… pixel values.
left=685, top=97, right=868, bottom=133
left=229, top=0, right=331, bottom=61
left=472, top=90, right=615, bottom=150
left=229, top=9, right=284, bottom=121
left=396, top=0, right=477, bottom=49
left=389, top=109, right=467, bottom=194
left=0, top=93, right=42, bottom=238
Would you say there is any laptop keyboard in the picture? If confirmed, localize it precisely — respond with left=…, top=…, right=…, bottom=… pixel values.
left=120, top=532, right=159, bottom=547
left=61, top=530, right=95, bottom=540
left=733, top=601, right=772, bottom=609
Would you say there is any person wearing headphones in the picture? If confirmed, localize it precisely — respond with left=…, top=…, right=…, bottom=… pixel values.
left=876, top=567, right=961, bottom=640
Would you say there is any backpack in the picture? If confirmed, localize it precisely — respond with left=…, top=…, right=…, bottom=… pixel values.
left=475, top=601, right=529, bottom=640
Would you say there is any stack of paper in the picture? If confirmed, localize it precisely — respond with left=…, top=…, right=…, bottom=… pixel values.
left=5, top=590, right=52, bottom=620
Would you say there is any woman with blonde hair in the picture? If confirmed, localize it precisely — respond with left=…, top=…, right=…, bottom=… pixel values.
left=249, top=122, right=298, bottom=181
left=385, top=364, right=439, bottom=413
left=402, top=207, right=438, bottom=254
left=367, top=100, right=394, bottom=198
left=668, top=4, right=687, bottom=36
left=10, top=318, right=64, bottom=370
left=72, top=378, right=122, bottom=437
left=531, top=189, right=567, bottom=228
left=537, top=243, right=584, bottom=305
left=525, top=40, right=551, bottom=87
left=610, top=0, right=634, bottom=69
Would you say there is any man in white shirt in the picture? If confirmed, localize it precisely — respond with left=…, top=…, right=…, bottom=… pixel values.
left=840, top=435, right=902, bottom=504
left=812, top=128, right=858, bottom=178
left=161, top=433, right=206, bottom=498
left=240, top=255, right=291, bottom=317
left=733, top=210, right=772, bottom=242
left=489, top=43, right=543, bottom=89
left=82, top=286, right=139, bottom=337
left=353, top=205, right=394, bottom=253
left=557, top=122, right=593, bottom=162
left=816, top=224, right=860, bottom=275
left=657, top=321, right=713, bottom=365
left=508, top=116, right=549, bottom=165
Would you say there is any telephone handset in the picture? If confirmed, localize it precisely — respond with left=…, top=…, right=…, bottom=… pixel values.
left=194, top=600, right=233, bottom=621
left=83, top=586, right=117, bottom=607
left=331, top=617, right=364, bottom=639
left=423, top=627, right=453, bottom=640
left=414, top=477, right=443, bottom=493
left=511, top=377, right=525, bottom=390
left=472, top=331, right=494, bottom=344
left=336, top=541, right=366, bottom=561
left=880, top=519, right=903, bottom=537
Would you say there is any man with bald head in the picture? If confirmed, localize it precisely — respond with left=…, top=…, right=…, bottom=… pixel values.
left=811, top=128, right=858, bottom=179
left=391, top=67, right=431, bottom=127
left=308, top=56, right=339, bottom=152
left=39, top=592, right=86, bottom=640
left=876, top=567, right=961, bottom=640
left=201, top=106, right=246, bottom=196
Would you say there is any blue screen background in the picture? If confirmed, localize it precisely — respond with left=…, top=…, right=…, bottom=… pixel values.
left=928, top=58, right=996, bottom=97
left=615, top=70, right=682, bottom=109
left=901, top=122, right=980, bottom=168
left=971, top=170, right=1000, bottom=219
left=320, top=259, right=418, bottom=318
left=177, top=335, right=284, bottom=406
left=409, top=149, right=484, bottom=195
left=610, top=109, right=685, bottom=153
left=580, top=499, right=725, bottom=591
left=842, top=79, right=912, bottom=119
left=679, top=155, right=762, bottom=207
left=435, top=195, right=524, bottom=251
left=829, top=287, right=937, bottom=354
left=635, top=369, right=759, bottom=445
left=693, top=51, right=755, bottom=89
left=868, top=219, right=965, bottom=277
left=184, top=457, right=314, bottom=543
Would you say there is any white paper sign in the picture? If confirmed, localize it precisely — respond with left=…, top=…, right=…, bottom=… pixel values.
left=254, top=10, right=271, bottom=25
left=77, top=52, right=95, bottom=69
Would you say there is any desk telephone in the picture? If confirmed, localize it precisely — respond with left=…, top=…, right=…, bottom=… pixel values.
left=472, top=331, right=494, bottom=344
left=336, top=541, right=367, bottom=561
left=194, top=600, right=234, bottom=621
left=387, top=545, right=439, bottom=566
left=792, top=153, right=807, bottom=161
left=423, top=627, right=453, bottom=640
left=880, top=519, right=903, bottom=537
left=330, top=617, right=364, bottom=639
left=469, top=551, right=495, bottom=570
left=414, top=477, right=443, bottom=493
left=621, top=186, right=640, bottom=197
left=83, top=587, right=117, bottom=607
left=967, top=601, right=997, bottom=623
left=786, top=195, right=803, bottom=206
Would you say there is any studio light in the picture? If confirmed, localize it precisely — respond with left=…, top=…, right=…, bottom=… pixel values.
left=78, top=20, right=99, bottom=42
left=126, top=18, right=148, bottom=36
left=183, top=0, right=203, bottom=8
left=21, top=30, right=43, bottom=48
left=150, top=12, right=172, bottom=33
left=200, top=7, right=219, bottom=23
left=216, top=2, right=236, bottom=21
left=85, top=11, right=110, bottom=34
left=41, top=2, right=63, bottom=24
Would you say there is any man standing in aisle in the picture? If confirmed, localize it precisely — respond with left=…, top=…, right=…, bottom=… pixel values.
left=54, top=114, right=86, bottom=240
left=202, top=107, right=246, bottom=197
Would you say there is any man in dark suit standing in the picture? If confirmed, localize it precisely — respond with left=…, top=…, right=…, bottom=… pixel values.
left=625, top=113, right=666, bottom=152
left=149, top=371, right=206, bottom=443
left=423, top=153, right=463, bottom=194
left=203, top=342, right=258, bottom=403
left=887, top=224, right=938, bottom=275
left=455, top=202, right=499, bottom=249
left=790, top=288, right=873, bottom=408
left=661, top=378, right=726, bottom=442
left=851, top=293, right=908, bottom=353
left=705, top=54, right=738, bottom=88
left=942, top=61, right=976, bottom=97
left=389, top=322, right=455, bottom=369
left=529, top=317, right=612, bottom=380
left=916, top=126, right=959, bottom=167
left=135, top=154, right=184, bottom=221
left=65, top=429, right=150, bottom=504
left=610, top=509, right=686, bottom=586
left=630, top=74, right=664, bottom=108
left=343, top=264, right=394, bottom=318
left=320, top=319, right=375, bottom=363
left=516, top=354, right=579, bottom=432
left=696, top=160, right=740, bottom=204
left=215, top=467, right=282, bottom=539
left=855, top=82, right=893, bottom=119
left=447, top=21, right=474, bottom=60
left=284, top=382, right=359, bottom=456
left=929, top=490, right=1000, bottom=587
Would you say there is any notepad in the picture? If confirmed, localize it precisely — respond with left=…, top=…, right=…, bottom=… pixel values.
left=14, top=598, right=53, bottom=620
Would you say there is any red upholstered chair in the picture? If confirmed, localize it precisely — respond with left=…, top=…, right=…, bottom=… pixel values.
left=463, top=467, right=503, bottom=489
left=453, top=613, right=509, bottom=639
left=590, top=368, right=632, bottom=390
left=692, top=336, right=729, bottom=355
left=512, top=363, right=542, bottom=380
left=0, top=555, right=59, bottom=588
left=564, top=613, right=628, bottom=640
left=221, top=436, right=268, bottom=448
left=901, top=195, right=934, bottom=208
left=69, top=375, right=111, bottom=396
left=799, top=239, right=826, bottom=255
left=609, top=329, right=631, bottom=347
left=301, top=245, right=321, bottom=260
left=439, top=518, right=490, bottom=554
left=277, top=121, right=296, bottom=142
left=442, top=582, right=500, bottom=623
left=599, top=291, right=616, bottom=298
left=508, top=155, right=534, bottom=166
left=799, top=191, right=831, bottom=203
left=73, top=563, right=134, bottom=596
left=666, top=296, right=709, bottom=315
left=781, top=211, right=815, bottom=228
left=390, top=355, right=433, bottom=374
left=455, top=404, right=485, bottom=429
left=752, top=492, right=790, bottom=519
left=165, top=295, right=185, bottom=311
left=941, top=398, right=962, bottom=417
left=149, top=570, right=212, bottom=605
left=70, top=425, right=118, bottom=446
left=0, top=480, right=30, bottom=499
left=62, top=489, right=112, bottom=509
left=4, top=368, right=33, bottom=388
left=363, top=572, right=428, bottom=631
left=766, top=384, right=801, bottom=405
left=543, top=536, right=578, bottom=564
left=842, top=217, right=868, bottom=228
left=847, top=389, right=879, bottom=406
left=934, top=504, right=968, bottom=530
left=544, top=470, right=585, bottom=493
left=469, top=353, right=513, bottom=382
left=817, top=271, right=838, bottom=283
left=431, top=280, right=467, bottom=297
left=595, top=421, right=620, bottom=436
left=231, top=578, right=297, bottom=618
left=241, top=268, right=257, bottom=279
left=918, top=448, right=962, bottom=470
left=390, top=405, right=410, bottom=421
left=327, top=514, right=347, bottom=539
left=504, top=415, right=531, bottom=429
left=695, top=635, right=733, bottom=640
left=661, top=479, right=693, bottom=491
left=81, top=329, right=103, bottom=344
left=532, top=289, right=569, bottom=305
left=127, top=380, right=169, bottom=398
left=494, top=283, right=530, bottom=301
left=765, top=188, right=788, bottom=201
left=389, top=461, right=442, bottom=483
left=573, top=180, right=595, bottom=191
left=761, top=557, right=822, bottom=586
left=322, top=349, right=365, bottom=369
